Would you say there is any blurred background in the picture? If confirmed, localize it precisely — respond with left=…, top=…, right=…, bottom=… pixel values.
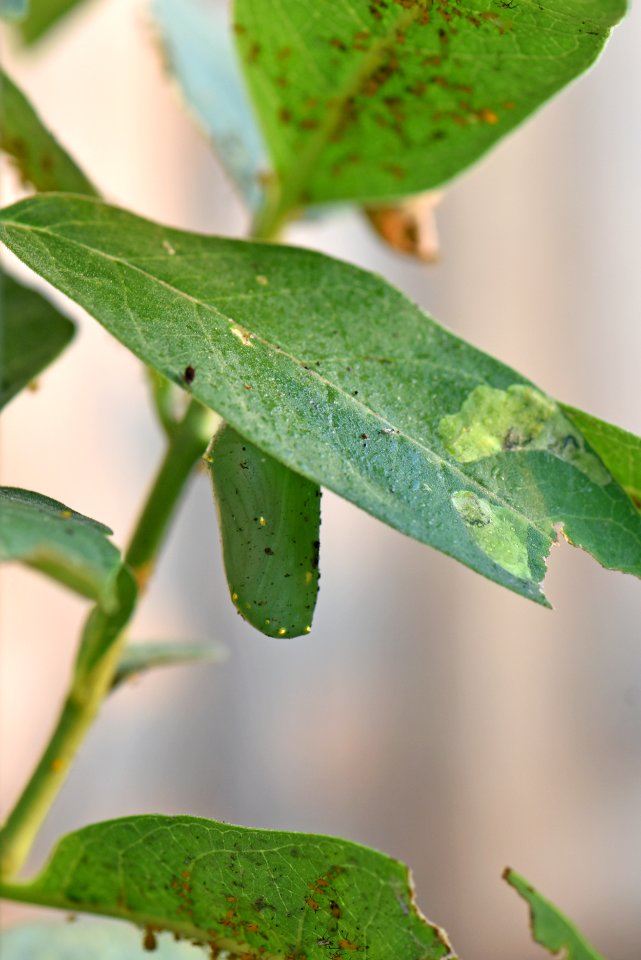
left=1, top=1, right=640, bottom=956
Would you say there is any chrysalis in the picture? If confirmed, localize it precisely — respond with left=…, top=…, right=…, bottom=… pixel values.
left=207, top=424, right=321, bottom=638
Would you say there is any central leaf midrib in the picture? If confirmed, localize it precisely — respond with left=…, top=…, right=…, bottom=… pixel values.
left=273, top=4, right=424, bottom=215
left=1, top=217, right=554, bottom=554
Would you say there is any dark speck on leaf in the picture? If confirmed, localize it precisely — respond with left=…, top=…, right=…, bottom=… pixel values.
left=183, top=365, right=195, bottom=384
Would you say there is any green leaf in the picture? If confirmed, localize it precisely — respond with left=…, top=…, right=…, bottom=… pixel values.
left=112, top=640, right=227, bottom=690
left=234, top=0, right=626, bottom=220
left=1, top=270, right=75, bottom=409
left=0, top=0, right=28, bottom=22
left=1, top=194, right=640, bottom=604
left=152, top=0, right=267, bottom=209
left=16, top=0, right=91, bottom=44
left=208, top=424, right=321, bottom=638
left=0, top=922, right=208, bottom=959
left=504, top=869, right=606, bottom=960
left=0, top=487, right=121, bottom=609
left=561, top=405, right=641, bottom=512
left=0, top=815, right=457, bottom=960
left=0, top=67, right=97, bottom=194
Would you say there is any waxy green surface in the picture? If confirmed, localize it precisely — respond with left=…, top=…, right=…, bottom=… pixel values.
left=0, top=68, right=97, bottom=195
left=209, top=424, right=321, bottom=638
left=505, top=869, right=606, bottom=960
left=0, top=486, right=121, bottom=608
left=1, top=271, right=75, bottom=409
left=0, top=815, right=457, bottom=960
left=0, top=194, right=640, bottom=604
left=112, top=641, right=226, bottom=691
left=562, top=405, right=641, bottom=511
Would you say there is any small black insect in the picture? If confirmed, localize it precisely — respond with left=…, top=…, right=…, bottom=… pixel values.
left=183, top=365, right=196, bottom=384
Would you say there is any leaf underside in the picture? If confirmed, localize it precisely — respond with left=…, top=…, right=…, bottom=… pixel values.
left=0, top=67, right=97, bottom=195
left=0, top=486, right=121, bottom=608
left=562, top=405, right=641, bottom=512
left=234, top=0, right=626, bottom=210
left=209, top=424, right=321, bottom=638
left=1, top=194, right=640, bottom=604
left=1, top=270, right=75, bottom=409
left=151, top=0, right=267, bottom=209
left=0, top=0, right=27, bottom=23
left=504, top=869, right=606, bottom=960
left=0, top=921, right=208, bottom=959
left=112, top=641, right=226, bottom=690
left=0, top=815, right=457, bottom=960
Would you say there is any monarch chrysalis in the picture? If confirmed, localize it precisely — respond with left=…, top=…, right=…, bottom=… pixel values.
left=207, top=424, right=321, bottom=638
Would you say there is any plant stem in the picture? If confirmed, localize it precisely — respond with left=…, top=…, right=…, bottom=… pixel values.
left=126, top=400, right=218, bottom=589
left=0, top=399, right=216, bottom=880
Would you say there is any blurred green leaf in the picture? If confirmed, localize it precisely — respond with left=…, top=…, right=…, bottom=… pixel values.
left=1, top=194, right=640, bottom=605
left=505, top=869, right=606, bottom=960
left=152, top=0, right=267, bottom=209
left=16, top=0, right=92, bottom=44
left=1, top=270, right=75, bottom=409
left=0, top=67, right=97, bottom=194
left=0, top=815, right=457, bottom=960
left=209, top=424, right=321, bottom=638
left=0, top=921, right=207, bottom=959
left=112, top=640, right=227, bottom=690
left=562, top=405, right=641, bottom=511
left=234, top=0, right=625, bottom=222
left=0, top=0, right=28, bottom=22
left=0, top=487, right=121, bottom=609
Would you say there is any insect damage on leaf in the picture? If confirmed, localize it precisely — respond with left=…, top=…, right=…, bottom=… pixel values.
left=0, top=815, right=458, bottom=960
left=1, top=195, right=639, bottom=600
left=234, top=0, right=625, bottom=210
left=504, top=868, right=607, bottom=960
left=439, top=384, right=611, bottom=485
left=451, top=490, right=536, bottom=581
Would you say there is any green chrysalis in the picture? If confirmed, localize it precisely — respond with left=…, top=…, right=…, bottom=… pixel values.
left=207, top=424, right=321, bottom=638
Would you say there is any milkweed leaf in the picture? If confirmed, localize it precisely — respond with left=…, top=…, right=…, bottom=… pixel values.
left=0, top=815, right=457, bottom=960
left=1, top=194, right=640, bottom=604
left=111, top=641, right=227, bottom=690
left=234, top=0, right=626, bottom=218
left=561, top=405, right=641, bottom=512
left=152, top=0, right=267, bottom=209
left=0, top=67, right=97, bottom=194
left=505, top=869, right=606, bottom=960
left=1, top=270, right=75, bottom=409
left=0, top=486, right=121, bottom=609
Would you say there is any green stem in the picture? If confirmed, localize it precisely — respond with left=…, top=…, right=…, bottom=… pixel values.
left=126, top=400, right=218, bottom=588
left=0, top=399, right=216, bottom=880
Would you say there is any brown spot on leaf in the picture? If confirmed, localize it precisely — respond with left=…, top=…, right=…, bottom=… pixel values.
left=383, top=163, right=406, bottom=179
